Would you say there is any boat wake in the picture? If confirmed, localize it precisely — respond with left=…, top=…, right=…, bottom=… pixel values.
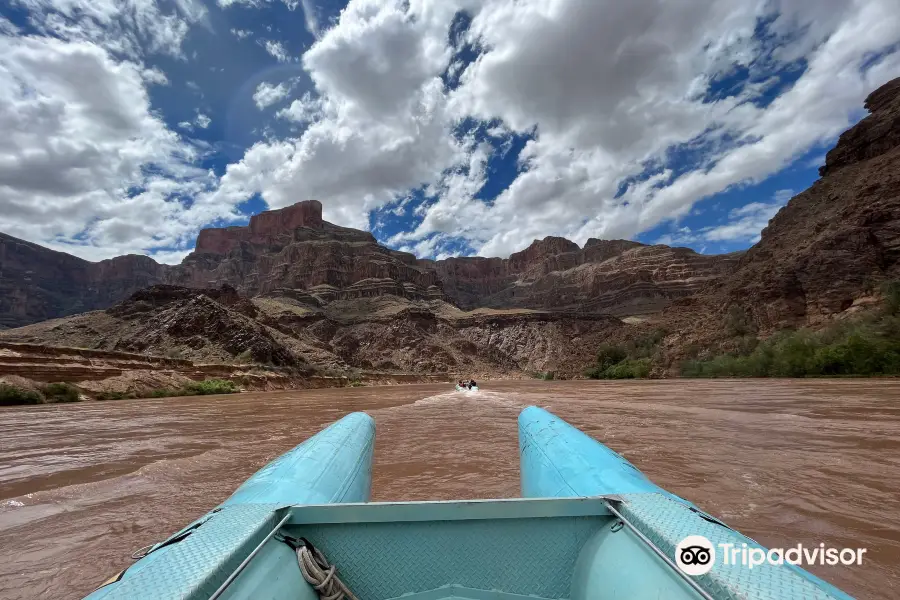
left=372, top=388, right=527, bottom=417
left=410, top=391, right=461, bottom=406
left=420, top=388, right=527, bottom=408
left=468, top=390, right=528, bottom=410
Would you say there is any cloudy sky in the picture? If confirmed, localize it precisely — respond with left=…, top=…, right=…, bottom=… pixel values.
left=1, top=0, right=899, bottom=263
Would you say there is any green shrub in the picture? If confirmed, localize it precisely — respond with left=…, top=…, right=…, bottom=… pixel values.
left=596, top=344, right=627, bottom=370
left=679, top=360, right=702, bottom=378
left=585, top=359, right=651, bottom=379
left=770, top=331, right=819, bottom=377
left=41, top=382, right=81, bottom=403
left=882, top=280, right=900, bottom=316
left=587, top=331, right=664, bottom=380
left=97, top=380, right=239, bottom=400
left=583, top=366, right=601, bottom=379
left=0, top=384, right=44, bottom=405
left=624, top=329, right=667, bottom=359
left=182, top=379, right=238, bottom=395
left=733, top=335, right=760, bottom=355
left=586, top=329, right=667, bottom=379
left=599, top=358, right=652, bottom=379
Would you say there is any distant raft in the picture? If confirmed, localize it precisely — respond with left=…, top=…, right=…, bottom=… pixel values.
left=85, top=408, right=854, bottom=600
left=455, top=384, right=480, bottom=392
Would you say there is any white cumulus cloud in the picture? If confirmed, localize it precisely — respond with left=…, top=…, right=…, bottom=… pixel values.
left=0, top=32, right=236, bottom=262
left=212, top=0, right=900, bottom=259
left=253, top=81, right=292, bottom=109
left=14, top=0, right=207, bottom=59
left=209, top=0, right=471, bottom=229
left=4, top=0, right=900, bottom=265
left=261, top=39, right=292, bottom=63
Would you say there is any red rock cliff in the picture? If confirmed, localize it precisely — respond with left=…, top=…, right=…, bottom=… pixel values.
left=0, top=198, right=740, bottom=328
left=0, top=235, right=166, bottom=328
left=430, top=237, right=738, bottom=315
left=250, top=199, right=323, bottom=235
left=195, top=200, right=324, bottom=255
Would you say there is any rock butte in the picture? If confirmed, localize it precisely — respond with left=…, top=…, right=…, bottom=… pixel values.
left=195, top=199, right=325, bottom=255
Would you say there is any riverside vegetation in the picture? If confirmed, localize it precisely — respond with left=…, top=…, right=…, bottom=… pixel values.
left=0, top=379, right=237, bottom=405
left=95, top=379, right=238, bottom=401
left=583, top=281, right=900, bottom=379
left=583, top=329, right=665, bottom=379
left=680, top=282, right=900, bottom=378
left=0, top=382, right=80, bottom=405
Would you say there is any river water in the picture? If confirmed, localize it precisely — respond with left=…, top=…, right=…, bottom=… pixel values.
left=1, top=380, right=898, bottom=599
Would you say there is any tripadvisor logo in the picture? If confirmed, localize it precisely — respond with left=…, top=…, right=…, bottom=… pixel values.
left=675, top=535, right=715, bottom=576
left=675, top=535, right=867, bottom=576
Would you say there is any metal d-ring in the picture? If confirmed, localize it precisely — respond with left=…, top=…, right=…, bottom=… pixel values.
left=131, top=544, right=155, bottom=560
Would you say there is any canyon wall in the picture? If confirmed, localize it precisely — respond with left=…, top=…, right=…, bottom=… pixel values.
left=0, top=234, right=166, bottom=328
left=0, top=200, right=736, bottom=327
left=656, top=76, right=900, bottom=365
left=171, top=200, right=445, bottom=303
left=429, top=237, right=739, bottom=315
left=704, top=77, right=900, bottom=332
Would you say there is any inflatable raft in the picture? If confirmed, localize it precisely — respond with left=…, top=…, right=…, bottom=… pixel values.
left=85, top=408, right=854, bottom=600
left=455, top=384, right=479, bottom=392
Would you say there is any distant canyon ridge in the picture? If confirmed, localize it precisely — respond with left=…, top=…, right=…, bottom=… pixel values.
left=0, top=198, right=739, bottom=329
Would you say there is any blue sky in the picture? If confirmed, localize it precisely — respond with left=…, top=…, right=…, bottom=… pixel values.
left=0, top=0, right=898, bottom=263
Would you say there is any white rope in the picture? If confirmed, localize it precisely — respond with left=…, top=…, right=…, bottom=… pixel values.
left=296, top=544, right=359, bottom=600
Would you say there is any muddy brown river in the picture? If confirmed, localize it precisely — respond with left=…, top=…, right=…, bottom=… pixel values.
left=1, top=380, right=899, bottom=599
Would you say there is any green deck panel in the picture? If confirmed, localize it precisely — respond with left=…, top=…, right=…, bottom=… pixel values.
left=288, top=515, right=606, bottom=600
